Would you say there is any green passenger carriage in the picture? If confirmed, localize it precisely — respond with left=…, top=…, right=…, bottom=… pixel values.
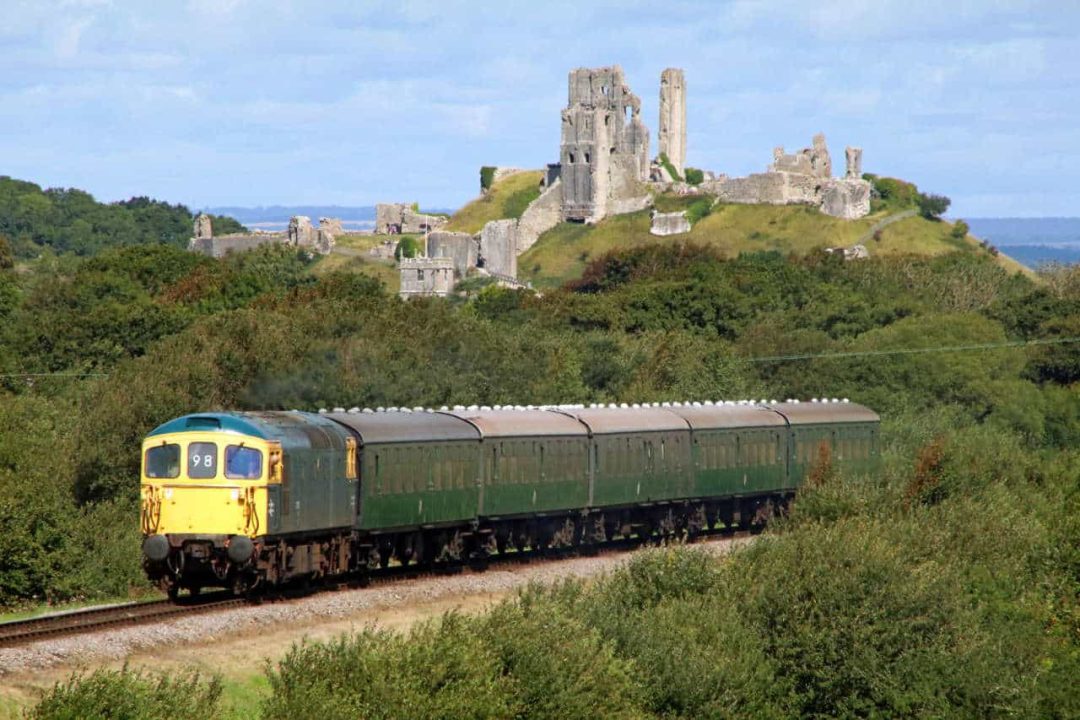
left=140, top=400, right=880, bottom=595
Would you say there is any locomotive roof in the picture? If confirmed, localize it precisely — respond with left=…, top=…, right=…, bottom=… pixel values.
left=145, top=411, right=351, bottom=450
left=666, top=404, right=787, bottom=429
left=769, top=401, right=880, bottom=425
left=557, top=406, right=690, bottom=434
left=441, top=409, right=589, bottom=438
left=325, top=411, right=479, bottom=444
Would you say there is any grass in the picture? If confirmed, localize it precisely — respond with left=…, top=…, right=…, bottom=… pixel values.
left=309, top=232, right=404, bottom=292
left=519, top=202, right=1032, bottom=288
left=443, top=170, right=544, bottom=234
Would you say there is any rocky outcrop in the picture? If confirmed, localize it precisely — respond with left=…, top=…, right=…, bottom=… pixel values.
left=650, top=210, right=691, bottom=236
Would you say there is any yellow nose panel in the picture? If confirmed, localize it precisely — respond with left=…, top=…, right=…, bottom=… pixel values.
left=155, top=485, right=266, bottom=537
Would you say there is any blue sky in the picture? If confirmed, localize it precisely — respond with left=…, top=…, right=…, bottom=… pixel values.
left=2, top=0, right=1078, bottom=217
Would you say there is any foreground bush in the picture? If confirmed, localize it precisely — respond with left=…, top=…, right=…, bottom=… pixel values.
left=29, top=666, right=221, bottom=720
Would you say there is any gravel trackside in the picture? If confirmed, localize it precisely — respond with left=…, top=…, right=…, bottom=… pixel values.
left=0, top=536, right=750, bottom=676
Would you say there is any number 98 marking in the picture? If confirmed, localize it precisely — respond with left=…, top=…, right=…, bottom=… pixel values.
left=191, top=455, right=213, bottom=467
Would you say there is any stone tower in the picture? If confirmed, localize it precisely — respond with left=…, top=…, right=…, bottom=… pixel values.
left=193, top=213, right=212, bottom=240
left=560, top=66, right=650, bottom=223
left=658, top=68, right=686, bottom=177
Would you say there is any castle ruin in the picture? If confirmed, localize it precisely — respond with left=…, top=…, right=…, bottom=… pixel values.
left=658, top=68, right=687, bottom=177
left=188, top=213, right=337, bottom=258
left=558, top=66, right=650, bottom=223
left=374, top=203, right=449, bottom=235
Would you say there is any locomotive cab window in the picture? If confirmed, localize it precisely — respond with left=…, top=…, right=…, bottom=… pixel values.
left=187, top=442, right=217, bottom=479
left=225, top=445, right=263, bottom=479
left=145, top=443, right=180, bottom=479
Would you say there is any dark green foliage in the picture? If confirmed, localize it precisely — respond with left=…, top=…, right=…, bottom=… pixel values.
left=683, top=167, right=704, bottom=185
left=480, top=165, right=496, bottom=190
left=684, top=196, right=713, bottom=224
left=658, top=153, right=682, bottom=182
left=29, top=666, right=222, bottom=720
left=0, top=232, right=13, bottom=268
left=0, top=176, right=245, bottom=258
left=3, top=202, right=1077, bottom=718
left=865, top=174, right=919, bottom=213
left=394, top=235, right=420, bottom=260
left=917, top=192, right=952, bottom=219
left=264, top=615, right=517, bottom=720
left=951, top=218, right=970, bottom=239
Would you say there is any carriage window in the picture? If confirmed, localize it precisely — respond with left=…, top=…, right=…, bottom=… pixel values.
left=145, top=443, right=180, bottom=479
left=225, top=446, right=263, bottom=479
left=187, top=442, right=217, bottom=479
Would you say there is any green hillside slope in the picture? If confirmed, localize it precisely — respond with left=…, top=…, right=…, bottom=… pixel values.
left=442, top=170, right=544, bottom=234
left=521, top=201, right=1029, bottom=288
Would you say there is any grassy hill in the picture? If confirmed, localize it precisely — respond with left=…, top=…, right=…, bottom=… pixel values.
left=442, top=170, right=544, bottom=235
left=520, top=200, right=1030, bottom=288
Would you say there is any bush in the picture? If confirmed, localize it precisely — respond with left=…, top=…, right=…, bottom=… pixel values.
left=684, top=167, right=704, bottom=185
left=684, top=197, right=713, bottom=225
left=394, top=235, right=420, bottom=260
left=865, top=175, right=919, bottom=211
left=30, top=667, right=222, bottom=720
left=263, top=615, right=517, bottom=720
left=916, top=192, right=951, bottom=219
left=0, top=232, right=13, bottom=269
left=950, top=218, right=970, bottom=240
left=480, top=166, right=496, bottom=191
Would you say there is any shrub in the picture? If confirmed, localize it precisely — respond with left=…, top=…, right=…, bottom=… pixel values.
left=29, top=667, right=222, bottom=720
left=684, top=167, right=704, bottom=185
left=263, top=615, right=517, bottom=720
left=950, top=219, right=970, bottom=240
left=0, top=232, right=13, bottom=269
left=394, top=235, right=420, bottom=260
left=480, top=166, right=496, bottom=191
left=866, top=174, right=919, bottom=211
left=916, top=192, right=951, bottom=219
left=684, top=197, right=713, bottom=225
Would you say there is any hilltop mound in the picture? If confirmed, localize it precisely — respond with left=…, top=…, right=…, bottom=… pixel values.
left=520, top=198, right=1028, bottom=288
left=443, top=170, right=544, bottom=235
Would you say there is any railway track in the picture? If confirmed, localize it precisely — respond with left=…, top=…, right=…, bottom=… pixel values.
left=0, top=529, right=750, bottom=649
left=0, top=594, right=247, bottom=648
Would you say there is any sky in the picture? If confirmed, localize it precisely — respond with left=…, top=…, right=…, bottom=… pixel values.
left=2, top=0, right=1078, bottom=217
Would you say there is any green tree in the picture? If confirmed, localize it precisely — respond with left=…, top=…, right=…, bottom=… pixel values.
left=916, top=192, right=951, bottom=219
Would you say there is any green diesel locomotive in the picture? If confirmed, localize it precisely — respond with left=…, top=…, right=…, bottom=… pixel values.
left=140, top=400, right=879, bottom=596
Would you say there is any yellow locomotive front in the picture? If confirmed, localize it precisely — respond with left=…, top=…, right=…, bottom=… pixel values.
left=140, top=414, right=280, bottom=597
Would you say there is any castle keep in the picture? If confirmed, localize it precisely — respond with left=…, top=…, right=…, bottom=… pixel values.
left=559, top=66, right=650, bottom=223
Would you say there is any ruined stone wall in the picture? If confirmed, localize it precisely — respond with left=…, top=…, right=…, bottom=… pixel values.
left=399, top=257, right=454, bottom=299
left=514, top=179, right=563, bottom=254
left=188, top=233, right=288, bottom=258
left=560, top=65, right=649, bottom=223
left=426, top=231, right=478, bottom=278
left=649, top=210, right=690, bottom=236
left=193, top=213, right=213, bottom=240
left=658, top=68, right=686, bottom=176
left=479, top=219, right=518, bottom=278
left=374, top=203, right=449, bottom=234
